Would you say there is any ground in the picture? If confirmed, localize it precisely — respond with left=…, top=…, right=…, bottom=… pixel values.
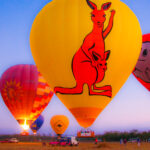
left=1, top=142, right=150, bottom=150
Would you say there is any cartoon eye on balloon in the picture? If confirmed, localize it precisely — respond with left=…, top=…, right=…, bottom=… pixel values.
left=30, top=0, right=142, bottom=128
left=50, top=115, right=69, bottom=136
left=133, top=33, right=150, bottom=91
left=0, top=65, right=53, bottom=132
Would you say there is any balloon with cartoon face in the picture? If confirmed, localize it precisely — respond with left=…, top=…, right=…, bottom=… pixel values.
left=133, top=34, right=150, bottom=91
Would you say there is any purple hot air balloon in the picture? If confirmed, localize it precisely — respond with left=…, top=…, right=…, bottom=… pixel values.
left=30, top=115, right=44, bottom=134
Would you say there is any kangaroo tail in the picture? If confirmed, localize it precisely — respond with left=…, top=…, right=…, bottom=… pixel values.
left=54, top=84, right=83, bottom=94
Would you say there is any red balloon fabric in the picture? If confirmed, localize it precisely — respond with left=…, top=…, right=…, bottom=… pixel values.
left=133, top=33, right=150, bottom=91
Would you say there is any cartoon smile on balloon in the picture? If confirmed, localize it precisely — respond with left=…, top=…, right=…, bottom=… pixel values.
left=54, top=0, right=115, bottom=98
left=30, top=0, right=142, bottom=128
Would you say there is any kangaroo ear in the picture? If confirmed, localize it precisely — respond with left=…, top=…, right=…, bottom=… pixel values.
left=86, top=0, right=97, bottom=10
left=105, top=50, right=110, bottom=60
left=101, top=2, right=111, bottom=11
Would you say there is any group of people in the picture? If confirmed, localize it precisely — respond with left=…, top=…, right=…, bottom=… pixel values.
left=94, top=137, right=141, bottom=145
left=120, top=138, right=141, bottom=146
left=120, top=138, right=127, bottom=145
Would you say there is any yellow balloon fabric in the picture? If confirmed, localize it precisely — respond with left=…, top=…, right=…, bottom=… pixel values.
left=30, top=0, right=142, bottom=128
left=50, top=115, right=69, bottom=135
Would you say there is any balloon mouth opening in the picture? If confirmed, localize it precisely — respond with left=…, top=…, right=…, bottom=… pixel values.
left=21, top=119, right=29, bottom=131
left=69, top=107, right=102, bottom=128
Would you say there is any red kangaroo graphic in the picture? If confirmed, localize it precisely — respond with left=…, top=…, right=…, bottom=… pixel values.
left=54, top=0, right=115, bottom=97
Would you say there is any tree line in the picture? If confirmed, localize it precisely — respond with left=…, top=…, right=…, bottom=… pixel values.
left=0, top=130, right=150, bottom=142
left=96, top=130, right=150, bottom=141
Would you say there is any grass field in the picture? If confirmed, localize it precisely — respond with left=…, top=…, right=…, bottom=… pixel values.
left=1, top=142, right=150, bottom=150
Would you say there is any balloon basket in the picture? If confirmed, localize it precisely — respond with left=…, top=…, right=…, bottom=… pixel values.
left=77, top=129, right=95, bottom=138
left=21, top=131, right=29, bottom=136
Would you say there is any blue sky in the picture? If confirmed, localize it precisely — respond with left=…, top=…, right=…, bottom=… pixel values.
left=0, top=0, right=150, bottom=136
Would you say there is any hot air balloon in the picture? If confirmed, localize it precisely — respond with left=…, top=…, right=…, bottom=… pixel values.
left=0, top=64, right=53, bottom=131
left=50, top=115, right=69, bottom=136
left=30, top=115, right=44, bottom=134
left=30, top=0, right=142, bottom=128
left=133, top=33, right=150, bottom=91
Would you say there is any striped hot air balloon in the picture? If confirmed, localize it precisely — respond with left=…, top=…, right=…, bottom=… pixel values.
left=0, top=64, right=53, bottom=130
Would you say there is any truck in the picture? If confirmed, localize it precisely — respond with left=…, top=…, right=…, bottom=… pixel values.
left=67, top=136, right=79, bottom=146
left=49, top=136, right=79, bottom=146
left=9, top=138, right=19, bottom=143
left=0, top=138, right=19, bottom=143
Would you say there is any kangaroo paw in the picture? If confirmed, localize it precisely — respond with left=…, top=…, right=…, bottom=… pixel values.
left=54, top=86, right=83, bottom=94
left=89, top=90, right=112, bottom=98
left=93, top=85, right=112, bottom=91
left=106, top=85, right=112, bottom=91
left=105, top=90, right=112, bottom=97
left=54, top=87, right=59, bottom=93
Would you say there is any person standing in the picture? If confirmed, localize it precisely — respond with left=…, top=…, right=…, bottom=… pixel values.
left=137, top=138, right=141, bottom=146
left=120, top=138, right=123, bottom=144
left=123, top=138, right=127, bottom=145
left=95, top=138, right=98, bottom=144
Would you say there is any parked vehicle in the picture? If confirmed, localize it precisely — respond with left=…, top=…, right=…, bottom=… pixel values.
left=0, top=138, right=19, bottom=143
left=49, top=141, right=61, bottom=146
left=68, top=136, right=79, bottom=146
left=49, top=136, right=79, bottom=146
left=0, top=139, right=9, bottom=143
left=9, top=138, right=19, bottom=143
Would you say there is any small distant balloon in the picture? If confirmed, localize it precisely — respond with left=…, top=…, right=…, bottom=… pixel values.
left=133, top=33, right=150, bottom=91
left=0, top=64, right=53, bottom=130
left=50, top=115, right=69, bottom=136
left=30, top=115, right=44, bottom=134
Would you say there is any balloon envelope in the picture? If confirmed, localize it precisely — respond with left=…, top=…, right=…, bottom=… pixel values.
left=50, top=115, right=69, bottom=135
left=30, top=0, right=142, bottom=128
left=133, top=33, right=150, bottom=91
left=0, top=64, right=53, bottom=126
left=30, top=115, right=44, bottom=134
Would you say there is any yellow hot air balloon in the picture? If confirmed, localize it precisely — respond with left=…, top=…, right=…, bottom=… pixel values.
left=50, top=115, right=69, bottom=136
left=30, top=0, right=142, bottom=128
